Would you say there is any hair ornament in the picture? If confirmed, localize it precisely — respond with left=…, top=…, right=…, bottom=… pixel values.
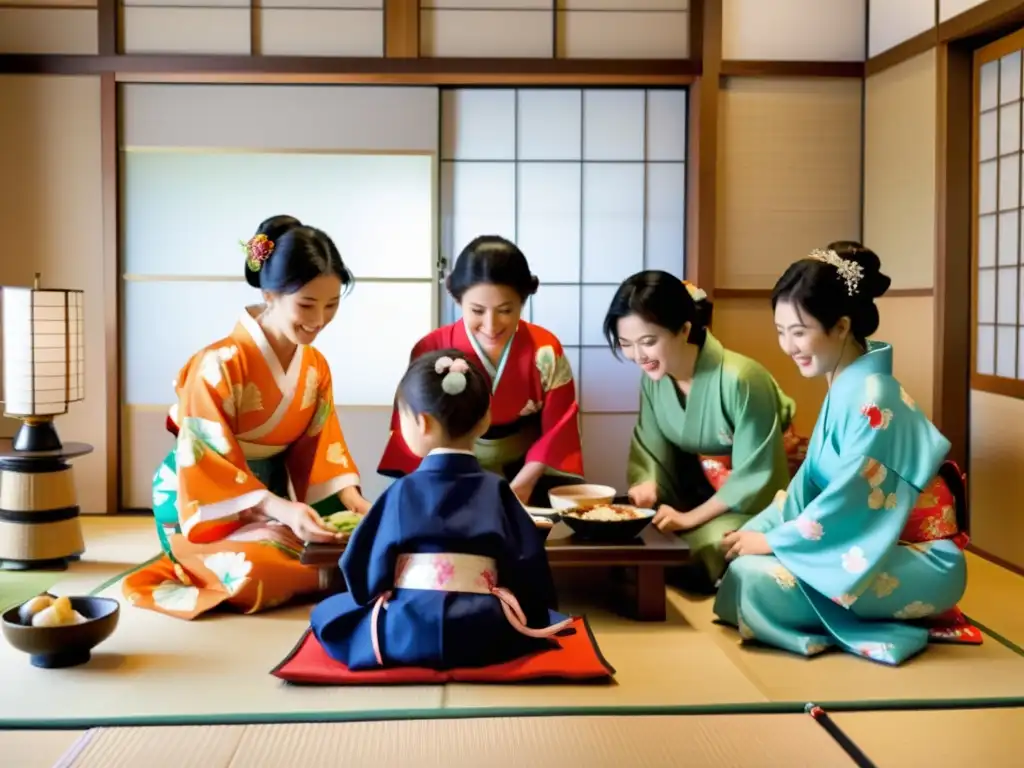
left=435, top=356, right=470, bottom=395
left=808, top=248, right=863, bottom=296
left=682, top=280, right=708, bottom=302
left=241, top=234, right=275, bottom=273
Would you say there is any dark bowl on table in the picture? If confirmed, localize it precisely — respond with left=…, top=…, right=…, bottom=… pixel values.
left=559, top=504, right=655, bottom=543
left=2, top=595, right=120, bottom=669
left=530, top=514, right=559, bottom=540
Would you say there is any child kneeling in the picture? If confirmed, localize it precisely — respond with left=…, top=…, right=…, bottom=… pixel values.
left=310, top=349, right=571, bottom=670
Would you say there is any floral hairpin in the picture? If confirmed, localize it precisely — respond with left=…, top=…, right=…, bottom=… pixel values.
left=808, top=248, right=863, bottom=296
left=241, top=234, right=275, bottom=273
left=435, top=355, right=470, bottom=395
left=682, top=280, right=708, bottom=302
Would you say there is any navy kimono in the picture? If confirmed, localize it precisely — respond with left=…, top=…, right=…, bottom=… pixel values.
left=310, top=450, right=569, bottom=670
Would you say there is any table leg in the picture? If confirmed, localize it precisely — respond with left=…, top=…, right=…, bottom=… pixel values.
left=632, top=565, right=666, bottom=621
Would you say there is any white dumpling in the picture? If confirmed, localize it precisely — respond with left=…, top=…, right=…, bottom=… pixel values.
left=18, top=595, right=54, bottom=625
left=31, top=605, right=64, bottom=627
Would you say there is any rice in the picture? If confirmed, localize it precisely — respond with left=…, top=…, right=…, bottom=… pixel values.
left=566, top=504, right=639, bottom=522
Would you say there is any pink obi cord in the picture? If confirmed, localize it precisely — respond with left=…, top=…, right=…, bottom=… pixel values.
left=369, top=552, right=574, bottom=666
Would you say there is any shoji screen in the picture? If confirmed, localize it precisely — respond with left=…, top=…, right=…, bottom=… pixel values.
left=439, top=88, right=688, bottom=490
left=120, top=85, right=438, bottom=507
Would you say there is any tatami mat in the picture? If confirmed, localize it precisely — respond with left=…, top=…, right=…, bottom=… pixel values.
left=833, top=707, right=1023, bottom=765
left=960, top=551, right=1024, bottom=648
left=0, top=729, right=82, bottom=768
left=43, top=715, right=853, bottom=767
left=2, top=516, right=1024, bottom=730
left=667, top=589, right=1024, bottom=706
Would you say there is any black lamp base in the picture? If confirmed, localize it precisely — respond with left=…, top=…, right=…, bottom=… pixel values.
left=12, top=419, right=63, bottom=453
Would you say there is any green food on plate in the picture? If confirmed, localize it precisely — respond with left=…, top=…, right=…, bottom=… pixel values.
left=322, top=510, right=362, bottom=534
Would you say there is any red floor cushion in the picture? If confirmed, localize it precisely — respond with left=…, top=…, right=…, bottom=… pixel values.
left=271, top=617, right=615, bottom=685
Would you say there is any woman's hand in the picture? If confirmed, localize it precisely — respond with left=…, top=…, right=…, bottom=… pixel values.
left=628, top=481, right=658, bottom=509
left=721, top=530, right=772, bottom=560
left=652, top=504, right=703, bottom=533
left=263, top=497, right=342, bottom=544
left=340, top=486, right=372, bottom=516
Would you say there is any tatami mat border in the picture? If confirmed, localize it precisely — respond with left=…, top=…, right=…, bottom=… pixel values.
left=4, top=695, right=1024, bottom=732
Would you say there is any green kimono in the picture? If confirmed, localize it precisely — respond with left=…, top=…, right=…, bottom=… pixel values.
left=627, top=331, right=795, bottom=582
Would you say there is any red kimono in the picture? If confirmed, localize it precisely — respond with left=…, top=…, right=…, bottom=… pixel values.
left=378, top=321, right=584, bottom=491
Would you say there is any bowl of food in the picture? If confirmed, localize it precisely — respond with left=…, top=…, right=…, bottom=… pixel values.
left=531, top=514, right=557, bottom=540
left=2, top=594, right=120, bottom=669
left=547, top=484, right=617, bottom=511
left=559, top=504, right=655, bottom=542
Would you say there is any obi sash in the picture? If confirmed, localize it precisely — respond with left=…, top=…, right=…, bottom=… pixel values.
left=898, top=469, right=970, bottom=551
left=369, top=552, right=573, bottom=666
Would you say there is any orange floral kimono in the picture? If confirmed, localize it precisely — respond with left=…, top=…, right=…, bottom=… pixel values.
left=123, top=307, right=360, bottom=620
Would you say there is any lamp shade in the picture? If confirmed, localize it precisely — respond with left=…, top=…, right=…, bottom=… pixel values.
left=1, top=285, right=84, bottom=418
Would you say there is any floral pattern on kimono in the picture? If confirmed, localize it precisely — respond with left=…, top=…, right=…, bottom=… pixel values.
left=123, top=306, right=360, bottom=620
left=378, top=320, right=584, bottom=482
left=713, top=341, right=970, bottom=665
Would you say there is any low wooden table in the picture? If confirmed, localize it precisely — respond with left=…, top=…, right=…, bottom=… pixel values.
left=301, top=522, right=690, bottom=622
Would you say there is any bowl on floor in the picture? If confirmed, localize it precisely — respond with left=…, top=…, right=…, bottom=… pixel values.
left=547, top=484, right=617, bottom=511
left=2, top=595, right=120, bottom=669
left=559, top=504, right=655, bottom=543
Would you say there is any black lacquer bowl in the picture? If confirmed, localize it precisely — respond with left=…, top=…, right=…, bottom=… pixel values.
left=559, top=504, right=655, bottom=542
left=2, top=595, right=120, bottom=669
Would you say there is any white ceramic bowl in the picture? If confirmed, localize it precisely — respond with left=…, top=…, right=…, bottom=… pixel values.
left=547, top=484, right=617, bottom=511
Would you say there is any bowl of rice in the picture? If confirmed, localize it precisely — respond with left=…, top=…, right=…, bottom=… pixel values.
left=559, top=504, right=655, bottom=542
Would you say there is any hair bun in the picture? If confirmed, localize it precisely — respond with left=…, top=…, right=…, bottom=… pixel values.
left=244, top=215, right=304, bottom=288
left=826, top=240, right=890, bottom=300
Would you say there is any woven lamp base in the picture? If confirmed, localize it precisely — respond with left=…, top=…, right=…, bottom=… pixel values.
left=0, top=442, right=92, bottom=571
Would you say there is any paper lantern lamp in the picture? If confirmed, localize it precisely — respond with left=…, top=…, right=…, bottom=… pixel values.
left=0, top=274, right=91, bottom=570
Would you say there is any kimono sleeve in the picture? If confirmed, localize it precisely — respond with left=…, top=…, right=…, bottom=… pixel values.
left=525, top=341, right=584, bottom=477
left=740, top=460, right=818, bottom=534
left=175, top=347, right=269, bottom=544
left=497, top=481, right=559, bottom=622
left=627, top=378, right=678, bottom=494
left=286, top=352, right=361, bottom=508
left=713, top=366, right=791, bottom=513
left=763, top=379, right=939, bottom=607
left=339, top=484, right=402, bottom=605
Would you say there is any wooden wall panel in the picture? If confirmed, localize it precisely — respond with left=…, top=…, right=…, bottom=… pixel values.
left=716, top=77, right=863, bottom=289
left=0, top=9, right=99, bottom=54
left=969, top=390, right=1024, bottom=568
left=257, top=10, right=384, bottom=56
left=864, top=49, right=938, bottom=289
left=557, top=2, right=690, bottom=59
left=122, top=7, right=250, bottom=54
left=420, top=7, right=552, bottom=58
left=868, top=0, right=935, bottom=57
left=0, top=75, right=108, bottom=513
left=722, top=0, right=864, bottom=61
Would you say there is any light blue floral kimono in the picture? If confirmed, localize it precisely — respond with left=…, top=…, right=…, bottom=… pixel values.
left=713, top=341, right=967, bottom=665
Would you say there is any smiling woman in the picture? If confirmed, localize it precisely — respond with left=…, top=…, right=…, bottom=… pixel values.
left=377, top=235, right=585, bottom=505
left=121, top=215, right=372, bottom=621
left=603, top=271, right=802, bottom=591
left=712, top=242, right=973, bottom=665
